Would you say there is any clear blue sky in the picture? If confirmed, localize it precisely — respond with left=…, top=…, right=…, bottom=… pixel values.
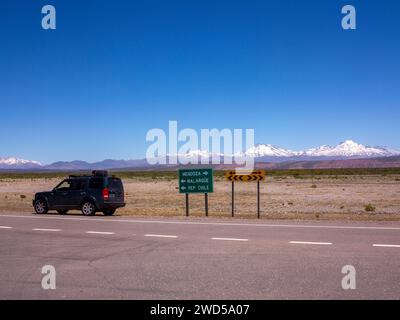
left=1, top=0, right=399, bottom=163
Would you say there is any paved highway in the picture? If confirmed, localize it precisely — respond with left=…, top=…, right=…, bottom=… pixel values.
left=0, top=213, right=400, bottom=299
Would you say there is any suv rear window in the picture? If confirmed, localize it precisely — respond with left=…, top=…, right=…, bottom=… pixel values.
left=107, top=178, right=123, bottom=190
left=89, top=177, right=104, bottom=189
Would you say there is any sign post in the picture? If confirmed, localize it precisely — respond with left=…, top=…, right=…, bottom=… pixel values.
left=257, top=180, right=260, bottom=218
left=185, top=193, right=189, bottom=217
left=205, top=193, right=208, bottom=217
left=179, top=168, right=214, bottom=217
left=231, top=180, right=234, bottom=217
left=225, top=170, right=265, bottom=218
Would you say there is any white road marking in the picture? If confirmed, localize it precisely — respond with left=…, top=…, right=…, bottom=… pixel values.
left=289, top=241, right=332, bottom=245
left=144, top=234, right=177, bottom=238
left=212, top=237, right=249, bottom=242
left=1, top=214, right=400, bottom=231
left=33, top=228, right=61, bottom=232
left=86, top=231, right=115, bottom=235
left=0, top=226, right=12, bottom=229
left=373, top=244, right=400, bottom=248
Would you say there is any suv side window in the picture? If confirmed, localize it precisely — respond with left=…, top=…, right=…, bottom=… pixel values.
left=70, top=179, right=86, bottom=191
left=89, top=177, right=104, bottom=189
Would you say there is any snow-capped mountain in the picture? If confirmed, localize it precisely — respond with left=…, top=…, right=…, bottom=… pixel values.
left=244, top=144, right=298, bottom=157
left=303, top=140, right=397, bottom=157
left=244, top=140, right=400, bottom=159
left=168, top=150, right=223, bottom=159
left=0, top=157, right=42, bottom=169
left=1, top=140, right=399, bottom=170
left=155, top=140, right=400, bottom=164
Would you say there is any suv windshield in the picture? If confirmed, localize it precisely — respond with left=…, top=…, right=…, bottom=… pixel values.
left=55, top=180, right=71, bottom=191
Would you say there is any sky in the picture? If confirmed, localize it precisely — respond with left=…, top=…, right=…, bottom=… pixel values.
left=1, top=0, right=399, bottom=163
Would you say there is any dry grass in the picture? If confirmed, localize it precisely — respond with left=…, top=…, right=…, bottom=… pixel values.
left=0, top=174, right=399, bottom=221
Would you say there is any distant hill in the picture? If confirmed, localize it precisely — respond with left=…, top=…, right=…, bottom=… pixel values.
left=44, top=159, right=149, bottom=170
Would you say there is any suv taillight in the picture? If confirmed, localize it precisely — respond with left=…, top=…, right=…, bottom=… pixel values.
left=102, top=188, right=109, bottom=200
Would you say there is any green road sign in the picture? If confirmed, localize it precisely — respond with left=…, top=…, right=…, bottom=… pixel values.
left=179, top=168, right=214, bottom=194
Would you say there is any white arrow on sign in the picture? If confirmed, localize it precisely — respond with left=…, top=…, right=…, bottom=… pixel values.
left=203, top=171, right=208, bottom=175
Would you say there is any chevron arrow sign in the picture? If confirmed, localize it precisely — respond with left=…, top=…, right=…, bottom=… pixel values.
left=225, top=170, right=266, bottom=182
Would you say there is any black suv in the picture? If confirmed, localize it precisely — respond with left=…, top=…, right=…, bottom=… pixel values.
left=33, top=171, right=125, bottom=216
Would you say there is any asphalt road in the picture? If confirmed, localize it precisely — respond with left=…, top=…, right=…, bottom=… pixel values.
left=0, top=213, right=400, bottom=299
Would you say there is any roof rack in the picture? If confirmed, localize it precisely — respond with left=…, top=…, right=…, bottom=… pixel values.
left=68, top=174, right=91, bottom=178
left=92, top=170, right=108, bottom=177
left=68, top=170, right=109, bottom=178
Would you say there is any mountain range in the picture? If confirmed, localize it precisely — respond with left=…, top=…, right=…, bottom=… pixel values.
left=1, top=140, right=400, bottom=170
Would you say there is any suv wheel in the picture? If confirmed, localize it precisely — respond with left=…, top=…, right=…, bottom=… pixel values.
left=34, top=199, right=48, bottom=214
left=103, top=209, right=116, bottom=216
left=57, top=209, right=68, bottom=215
left=81, top=201, right=96, bottom=216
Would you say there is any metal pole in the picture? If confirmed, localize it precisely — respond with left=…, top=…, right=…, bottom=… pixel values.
left=205, top=193, right=208, bottom=217
left=186, top=193, right=189, bottom=217
left=257, top=180, right=260, bottom=219
left=231, top=180, right=234, bottom=217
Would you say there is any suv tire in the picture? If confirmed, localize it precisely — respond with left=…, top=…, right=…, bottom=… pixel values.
left=81, top=201, right=96, bottom=216
left=34, top=199, right=48, bottom=214
left=103, top=209, right=116, bottom=216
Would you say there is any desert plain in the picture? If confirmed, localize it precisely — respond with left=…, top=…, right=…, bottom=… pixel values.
left=0, top=170, right=399, bottom=221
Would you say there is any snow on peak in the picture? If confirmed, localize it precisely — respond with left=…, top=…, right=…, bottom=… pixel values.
left=166, top=140, right=399, bottom=159
left=168, top=150, right=223, bottom=158
left=0, top=157, right=42, bottom=167
left=240, top=140, right=400, bottom=158
left=303, top=140, right=398, bottom=157
left=244, top=144, right=298, bottom=157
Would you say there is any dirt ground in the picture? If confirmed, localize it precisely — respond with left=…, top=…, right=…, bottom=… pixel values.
left=0, top=175, right=399, bottom=221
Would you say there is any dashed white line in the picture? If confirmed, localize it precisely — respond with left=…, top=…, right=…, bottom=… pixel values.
left=33, top=228, right=61, bottom=232
left=289, top=241, right=332, bottom=245
left=2, top=214, right=400, bottom=231
left=211, top=237, right=249, bottom=242
left=144, top=234, right=177, bottom=238
left=0, top=226, right=12, bottom=229
left=86, top=231, right=115, bottom=235
left=373, top=244, right=400, bottom=248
